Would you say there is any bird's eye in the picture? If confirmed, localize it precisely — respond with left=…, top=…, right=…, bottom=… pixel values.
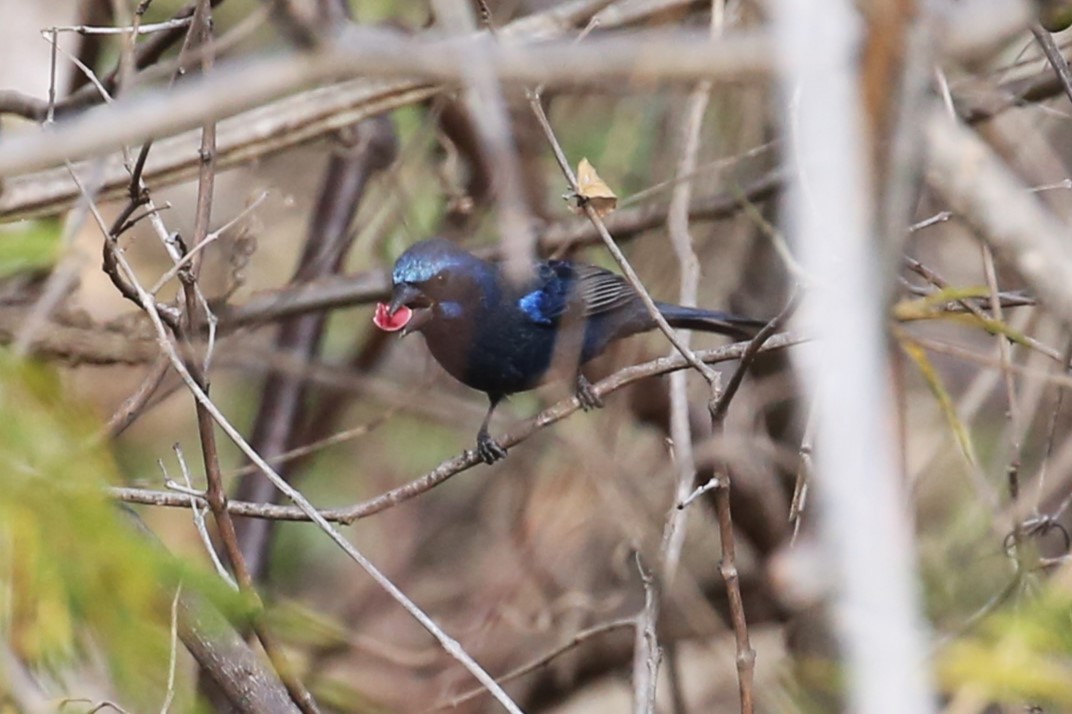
left=435, top=273, right=447, bottom=284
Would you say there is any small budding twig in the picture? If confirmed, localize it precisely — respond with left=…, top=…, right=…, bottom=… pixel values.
left=163, top=446, right=236, bottom=588
left=633, top=554, right=661, bottom=714
left=699, top=293, right=797, bottom=714
left=150, top=191, right=268, bottom=294
left=678, top=475, right=722, bottom=510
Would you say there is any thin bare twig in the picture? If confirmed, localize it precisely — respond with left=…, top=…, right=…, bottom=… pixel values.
left=980, top=242, right=1026, bottom=568
left=788, top=403, right=817, bottom=544
left=150, top=192, right=268, bottom=294
left=166, top=447, right=236, bottom=587
left=10, top=26, right=103, bottom=356
left=232, top=113, right=397, bottom=578
left=925, top=107, right=1072, bottom=327
left=709, top=455, right=755, bottom=714
left=526, top=91, right=721, bottom=388
left=650, top=4, right=760, bottom=703
left=111, top=333, right=804, bottom=523
left=52, top=17, right=193, bottom=36
left=228, top=413, right=392, bottom=479
left=74, top=157, right=525, bottom=714
left=1030, top=24, right=1072, bottom=107
left=662, top=69, right=715, bottom=583
left=427, top=617, right=636, bottom=711
left=106, top=356, right=170, bottom=436
left=156, top=7, right=320, bottom=710
left=909, top=210, right=952, bottom=232
left=678, top=476, right=721, bottom=510
left=694, top=293, right=798, bottom=714
left=633, top=554, right=661, bottom=714
left=160, top=584, right=181, bottom=714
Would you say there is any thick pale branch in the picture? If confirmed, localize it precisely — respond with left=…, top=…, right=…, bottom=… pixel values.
left=776, top=2, right=935, bottom=711
left=925, top=107, right=1072, bottom=325
left=0, top=81, right=435, bottom=220
left=0, top=1, right=1043, bottom=219
left=0, top=27, right=771, bottom=198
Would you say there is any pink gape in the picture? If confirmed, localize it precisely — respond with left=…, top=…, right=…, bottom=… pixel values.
left=372, top=302, right=412, bottom=332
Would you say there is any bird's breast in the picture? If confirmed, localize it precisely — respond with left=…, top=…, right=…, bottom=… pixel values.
left=421, top=305, right=561, bottom=396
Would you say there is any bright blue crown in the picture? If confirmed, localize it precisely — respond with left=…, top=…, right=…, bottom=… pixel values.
left=392, top=238, right=472, bottom=284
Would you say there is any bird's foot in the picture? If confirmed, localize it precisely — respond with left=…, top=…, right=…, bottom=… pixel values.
left=476, top=432, right=508, bottom=464
left=575, top=375, right=604, bottom=411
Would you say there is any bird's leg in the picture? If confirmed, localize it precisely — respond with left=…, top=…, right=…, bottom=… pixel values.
left=476, top=394, right=508, bottom=464
left=575, top=373, right=603, bottom=411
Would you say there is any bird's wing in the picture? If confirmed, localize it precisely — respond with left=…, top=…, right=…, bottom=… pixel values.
left=568, top=263, right=638, bottom=316
left=516, top=261, right=637, bottom=324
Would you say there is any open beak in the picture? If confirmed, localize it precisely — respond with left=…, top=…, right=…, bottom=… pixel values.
left=373, top=283, right=435, bottom=336
left=401, top=306, right=434, bottom=336
left=388, top=283, right=425, bottom=316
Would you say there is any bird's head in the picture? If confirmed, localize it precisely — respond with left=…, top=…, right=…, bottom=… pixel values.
left=373, top=238, right=484, bottom=335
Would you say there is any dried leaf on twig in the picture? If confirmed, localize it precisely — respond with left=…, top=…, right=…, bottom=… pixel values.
left=565, top=158, right=618, bottom=217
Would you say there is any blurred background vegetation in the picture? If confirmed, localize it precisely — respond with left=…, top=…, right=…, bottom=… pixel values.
left=3, top=0, right=1072, bottom=712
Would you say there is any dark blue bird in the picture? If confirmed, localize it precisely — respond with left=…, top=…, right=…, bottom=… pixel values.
left=374, top=238, right=763, bottom=464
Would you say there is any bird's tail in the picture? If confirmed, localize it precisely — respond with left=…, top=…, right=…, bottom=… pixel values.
left=656, top=302, right=766, bottom=339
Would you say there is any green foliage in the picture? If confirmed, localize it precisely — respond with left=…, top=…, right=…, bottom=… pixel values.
left=894, top=286, right=1038, bottom=351
left=265, top=603, right=389, bottom=712
left=900, top=337, right=978, bottom=468
left=939, top=583, right=1072, bottom=707
left=892, top=285, right=992, bottom=320
left=0, top=353, right=180, bottom=702
left=0, top=220, right=61, bottom=278
left=312, top=677, right=391, bottom=714
left=1038, top=0, right=1072, bottom=31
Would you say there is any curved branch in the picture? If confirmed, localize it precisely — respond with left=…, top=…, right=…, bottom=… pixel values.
left=111, top=331, right=804, bottom=523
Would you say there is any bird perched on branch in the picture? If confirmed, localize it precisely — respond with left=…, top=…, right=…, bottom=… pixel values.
left=374, top=238, right=763, bottom=464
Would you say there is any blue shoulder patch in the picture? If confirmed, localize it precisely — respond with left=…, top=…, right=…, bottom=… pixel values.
left=518, top=290, right=553, bottom=325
